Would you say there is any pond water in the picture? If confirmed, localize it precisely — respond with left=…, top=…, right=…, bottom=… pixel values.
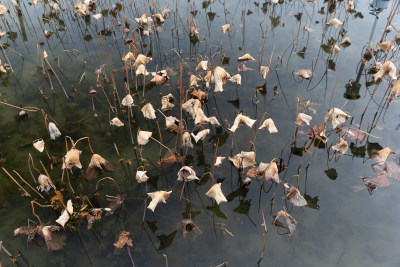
left=0, top=0, right=400, bottom=266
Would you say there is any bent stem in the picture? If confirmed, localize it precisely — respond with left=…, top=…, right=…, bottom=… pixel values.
left=96, top=177, right=121, bottom=195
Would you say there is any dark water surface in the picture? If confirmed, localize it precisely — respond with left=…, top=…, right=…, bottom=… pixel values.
left=0, top=0, right=400, bottom=266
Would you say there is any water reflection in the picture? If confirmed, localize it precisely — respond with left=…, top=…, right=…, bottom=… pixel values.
left=0, top=0, right=400, bottom=266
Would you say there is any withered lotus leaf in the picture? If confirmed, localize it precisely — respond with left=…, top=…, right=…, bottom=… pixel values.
left=137, top=130, right=152, bottom=145
left=373, top=60, right=397, bottom=82
left=177, top=166, right=199, bottom=182
left=56, top=200, right=73, bottom=227
left=221, top=24, right=231, bottom=33
left=377, top=41, right=393, bottom=53
left=259, top=118, right=278, bottom=133
left=121, top=94, right=134, bottom=107
left=340, top=37, right=351, bottom=46
left=110, top=117, right=124, bottom=127
left=205, top=183, right=227, bottom=205
left=229, top=151, right=256, bottom=169
left=161, top=93, right=175, bottom=111
left=229, top=74, right=242, bottom=85
left=272, top=210, right=297, bottom=236
left=215, top=156, right=226, bottom=167
left=295, top=113, right=312, bottom=126
left=33, top=139, right=45, bottom=152
left=238, top=53, right=256, bottom=61
left=136, top=64, right=149, bottom=75
left=307, top=125, right=328, bottom=143
left=189, top=75, right=202, bottom=88
left=326, top=18, right=343, bottom=29
left=48, top=122, right=61, bottom=140
left=332, top=138, right=348, bottom=154
left=182, top=131, right=193, bottom=148
left=141, top=103, right=156, bottom=119
left=214, top=66, right=230, bottom=92
left=257, top=161, right=280, bottom=183
left=37, top=174, right=52, bottom=192
left=324, top=108, right=350, bottom=129
left=113, top=231, right=133, bottom=248
left=147, top=190, right=172, bottom=212
left=63, top=148, right=82, bottom=169
left=346, top=1, right=354, bottom=11
left=122, top=52, right=135, bottom=62
left=196, top=60, right=208, bottom=71
left=191, top=129, right=210, bottom=143
left=283, top=184, right=307, bottom=207
left=260, top=66, right=270, bottom=79
left=179, top=218, right=202, bottom=238
left=136, top=170, right=149, bottom=183
left=229, top=114, right=256, bottom=132
left=86, top=154, right=114, bottom=180
left=372, top=147, right=395, bottom=165
left=134, top=54, right=152, bottom=67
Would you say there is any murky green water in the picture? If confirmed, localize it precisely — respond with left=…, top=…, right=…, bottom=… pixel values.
left=1, top=0, right=400, bottom=266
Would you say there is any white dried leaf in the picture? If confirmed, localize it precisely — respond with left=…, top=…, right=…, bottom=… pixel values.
left=141, top=103, right=156, bottom=119
left=324, top=108, right=350, bottom=129
left=56, top=200, right=73, bottom=227
left=258, top=118, right=278, bottom=133
left=110, top=117, right=124, bottom=127
left=48, top=122, right=61, bottom=140
left=33, top=139, right=45, bottom=152
left=147, top=191, right=172, bottom=212
left=326, top=18, right=343, bottom=29
left=295, top=113, right=312, bottom=126
left=206, top=183, right=227, bottom=205
left=137, top=130, right=152, bottom=145
left=214, top=66, right=230, bottom=92
left=191, top=129, right=210, bottom=143
left=229, top=74, right=241, bottom=85
left=229, top=114, right=256, bottom=132
left=332, top=137, right=348, bottom=154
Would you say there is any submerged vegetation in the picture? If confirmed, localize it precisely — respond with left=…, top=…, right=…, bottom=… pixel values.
left=0, top=0, right=400, bottom=266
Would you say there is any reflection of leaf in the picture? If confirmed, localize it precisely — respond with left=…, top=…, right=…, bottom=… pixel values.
left=211, top=127, right=229, bottom=147
left=233, top=200, right=251, bottom=215
left=296, top=47, right=306, bottom=59
left=228, top=98, right=240, bottom=109
left=181, top=203, right=201, bottom=219
left=7, top=32, right=17, bottom=42
left=367, top=142, right=383, bottom=158
left=321, top=38, right=336, bottom=54
left=350, top=143, right=366, bottom=157
left=46, top=232, right=66, bottom=251
left=270, top=16, right=280, bottom=28
left=207, top=12, right=216, bottom=21
left=146, top=220, right=158, bottom=233
left=355, top=12, right=364, bottom=19
left=325, top=168, right=337, bottom=180
left=207, top=204, right=227, bottom=219
left=226, top=187, right=249, bottom=202
left=318, top=7, right=325, bottom=14
left=291, top=144, right=304, bottom=156
left=304, top=194, right=320, bottom=210
left=294, top=13, right=302, bottom=21
left=157, top=231, right=177, bottom=251
left=327, top=59, right=336, bottom=71
left=222, top=56, right=230, bottom=65
left=83, top=34, right=92, bottom=42
left=202, top=1, right=211, bottom=9
left=261, top=3, right=268, bottom=14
